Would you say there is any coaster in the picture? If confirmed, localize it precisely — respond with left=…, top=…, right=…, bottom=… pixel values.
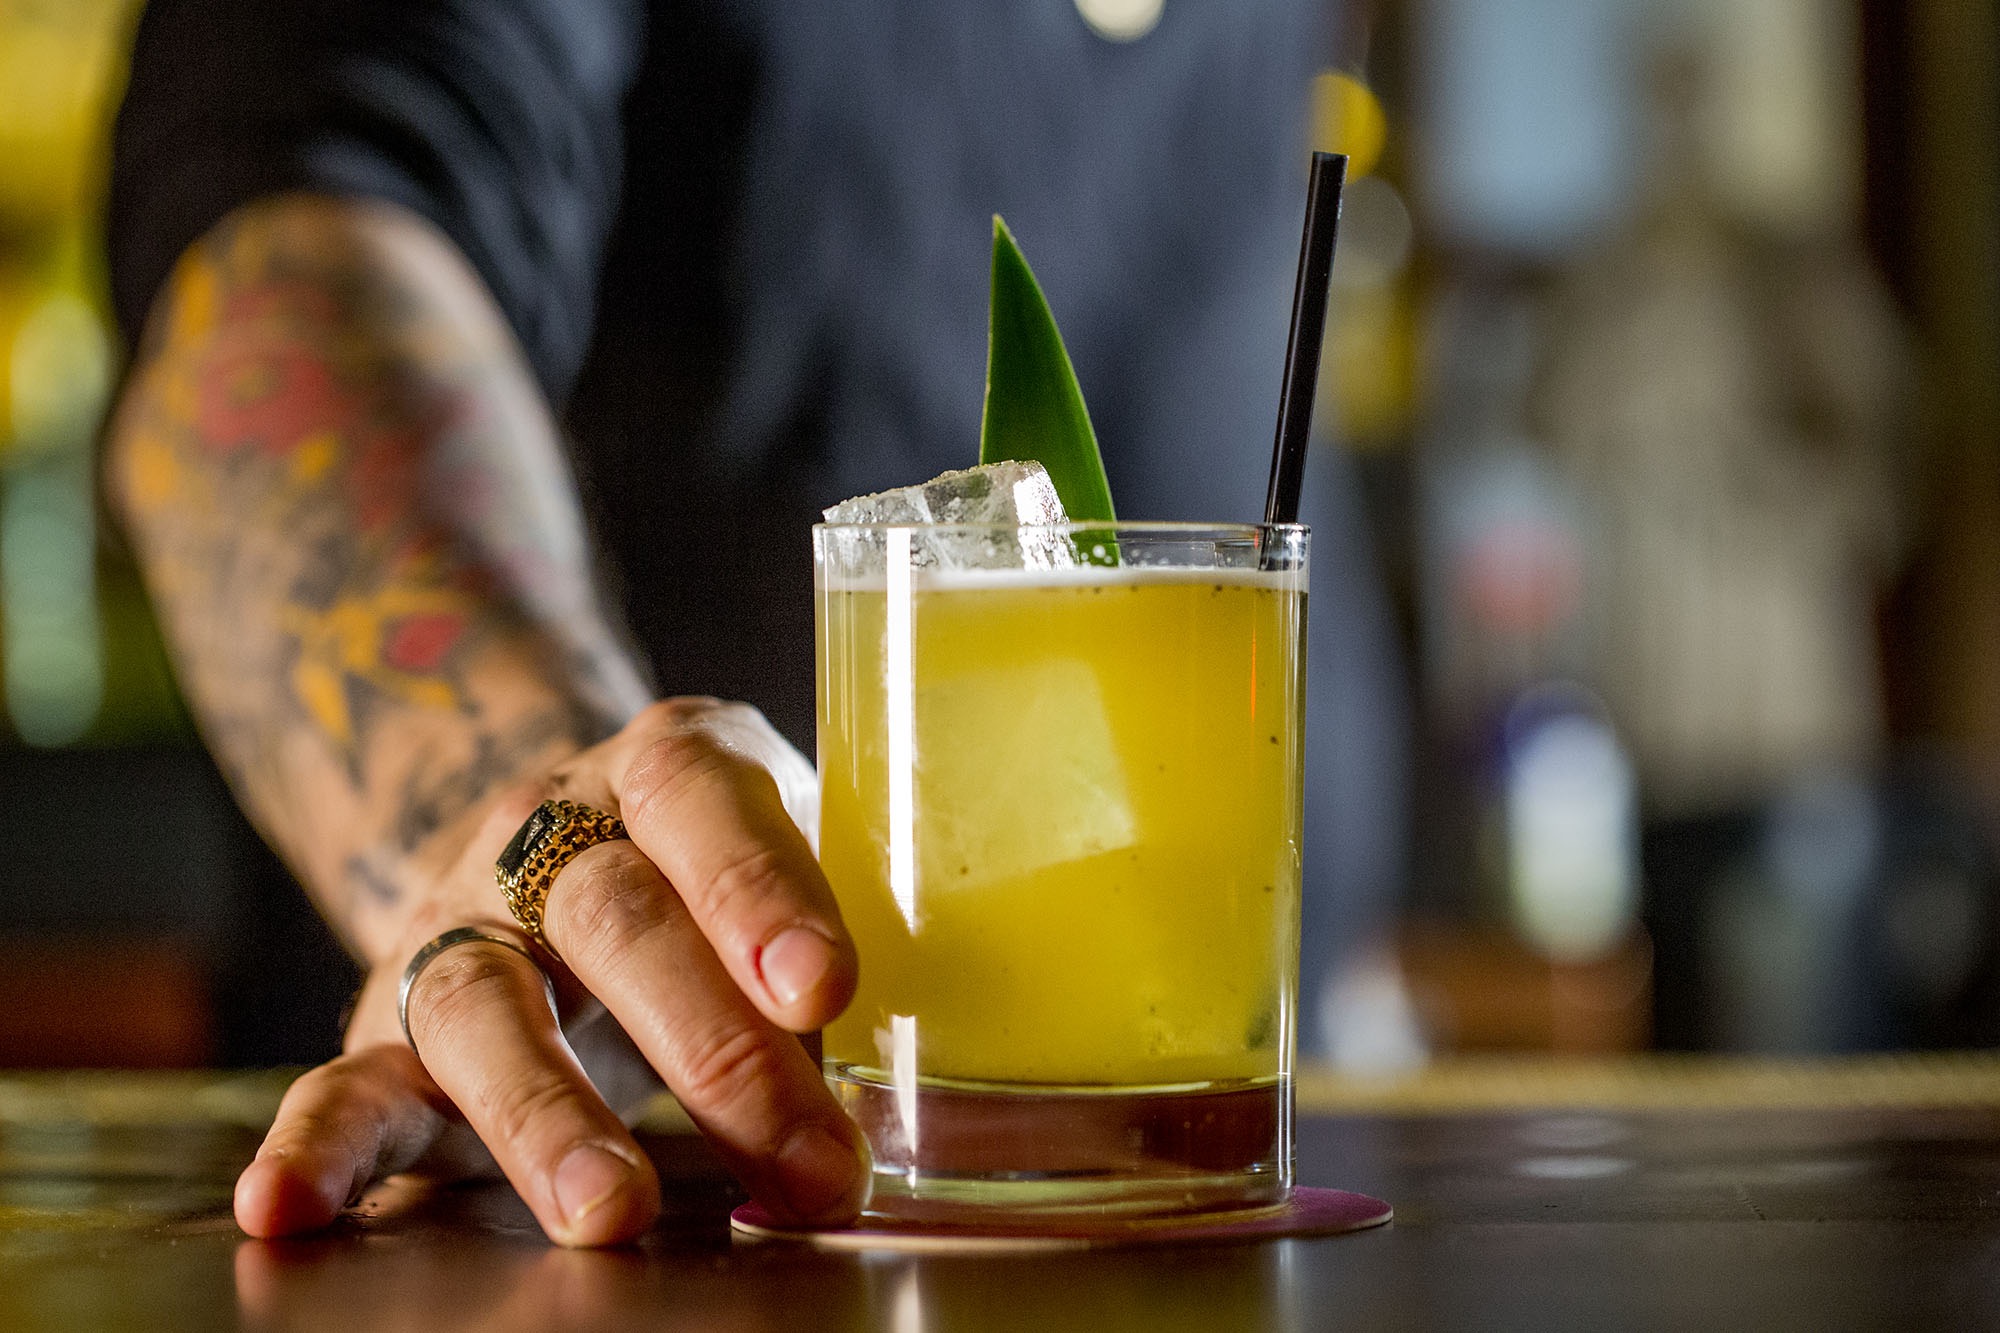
left=730, top=1187, right=1391, bottom=1254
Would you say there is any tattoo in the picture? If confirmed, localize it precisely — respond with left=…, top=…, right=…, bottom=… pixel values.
left=343, top=853, right=406, bottom=910
left=109, top=197, right=646, bottom=954
left=392, top=706, right=575, bottom=854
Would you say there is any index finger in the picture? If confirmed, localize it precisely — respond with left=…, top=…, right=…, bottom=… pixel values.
left=611, top=699, right=856, bottom=1032
left=235, top=1044, right=448, bottom=1238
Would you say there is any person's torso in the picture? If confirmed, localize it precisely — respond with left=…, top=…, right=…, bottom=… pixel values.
left=564, top=0, right=1321, bottom=746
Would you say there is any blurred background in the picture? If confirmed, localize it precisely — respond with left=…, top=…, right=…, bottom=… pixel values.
left=0, top=0, right=1994, bottom=1070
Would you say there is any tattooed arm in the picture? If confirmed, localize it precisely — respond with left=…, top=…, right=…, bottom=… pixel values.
left=107, top=195, right=865, bottom=1244
left=110, top=194, right=644, bottom=955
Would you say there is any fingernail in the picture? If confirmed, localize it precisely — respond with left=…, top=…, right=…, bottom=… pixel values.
left=777, top=1122, right=866, bottom=1222
left=554, top=1142, right=635, bottom=1226
left=760, top=927, right=835, bottom=1008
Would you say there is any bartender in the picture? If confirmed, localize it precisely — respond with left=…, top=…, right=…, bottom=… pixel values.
left=105, top=0, right=1407, bottom=1245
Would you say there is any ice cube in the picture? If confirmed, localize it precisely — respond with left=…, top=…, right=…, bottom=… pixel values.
left=823, top=460, right=1066, bottom=525
left=822, top=462, right=1073, bottom=569
left=915, top=656, right=1138, bottom=892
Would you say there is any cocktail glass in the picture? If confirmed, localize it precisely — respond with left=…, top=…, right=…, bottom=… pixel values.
left=813, top=521, right=1309, bottom=1226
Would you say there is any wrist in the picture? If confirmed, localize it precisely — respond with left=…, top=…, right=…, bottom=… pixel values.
left=344, top=767, right=576, bottom=971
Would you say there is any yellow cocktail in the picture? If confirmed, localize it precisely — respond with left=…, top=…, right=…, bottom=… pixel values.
left=814, top=522, right=1308, bottom=1222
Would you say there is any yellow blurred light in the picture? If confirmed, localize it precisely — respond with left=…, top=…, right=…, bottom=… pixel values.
left=1317, top=175, right=1416, bottom=449
left=11, top=287, right=108, bottom=450
left=0, top=0, right=140, bottom=228
left=1310, top=70, right=1386, bottom=179
left=1322, top=280, right=1416, bottom=449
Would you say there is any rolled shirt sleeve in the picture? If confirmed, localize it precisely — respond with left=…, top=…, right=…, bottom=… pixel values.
left=108, top=0, right=644, bottom=407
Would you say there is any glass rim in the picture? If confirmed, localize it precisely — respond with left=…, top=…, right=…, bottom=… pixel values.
left=812, top=519, right=1309, bottom=537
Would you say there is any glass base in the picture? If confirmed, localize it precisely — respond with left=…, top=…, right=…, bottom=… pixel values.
left=828, top=1065, right=1290, bottom=1227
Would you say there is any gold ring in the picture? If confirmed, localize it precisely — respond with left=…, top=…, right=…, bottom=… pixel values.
left=496, top=799, right=630, bottom=952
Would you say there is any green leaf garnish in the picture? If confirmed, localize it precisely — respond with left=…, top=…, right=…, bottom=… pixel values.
left=978, top=217, right=1117, bottom=524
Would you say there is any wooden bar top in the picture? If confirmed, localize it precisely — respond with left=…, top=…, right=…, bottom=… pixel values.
left=6, top=1057, right=2000, bottom=1329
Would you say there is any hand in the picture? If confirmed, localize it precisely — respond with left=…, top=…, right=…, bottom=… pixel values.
left=232, top=698, right=868, bottom=1246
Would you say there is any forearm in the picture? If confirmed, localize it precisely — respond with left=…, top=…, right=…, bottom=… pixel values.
left=106, top=194, right=649, bottom=961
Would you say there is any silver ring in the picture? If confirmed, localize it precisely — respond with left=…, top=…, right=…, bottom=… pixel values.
left=397, top=926, right=559, bottom=1053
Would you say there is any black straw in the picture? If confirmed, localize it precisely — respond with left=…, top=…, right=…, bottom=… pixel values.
left=1262, top=151, right=1347, bottom=530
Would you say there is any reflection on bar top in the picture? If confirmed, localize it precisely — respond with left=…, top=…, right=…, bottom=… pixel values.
left=8, top=1055, right=2000, bottom=1131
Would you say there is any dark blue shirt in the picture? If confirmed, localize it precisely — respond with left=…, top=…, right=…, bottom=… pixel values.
left=110, top=0, right=1406, bottom=1046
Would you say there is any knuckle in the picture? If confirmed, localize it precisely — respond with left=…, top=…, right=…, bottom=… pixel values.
left=412, top=945, right=537, bottom=1039
left=675, top=1026, right=785, bottom=1118
left=289, top=1050, right=385, bottom=1109
left=539, top=761, right=597, bottom=803
left=698, top=841, right=794, bottom=920
left=481, top=1072, right=582, bottom=1153
left=304, top=1054, right=379, bottom=1101
left=551, top=850, right=679, bottom=964
left=634, top=696, right=724, bottom=735
left=622, top=727, right=735, bottom=828
left=277, top=1107, right=372, bottom=1158
left=669, top=699, right=785, bottom=769
left=480, top=784, right=548, bottom=843
left=283, top=1059, right=350, bottom=1103
left=271, top=1069, right=387, bottom=1157
left=397, top=901, right=461, bottom=953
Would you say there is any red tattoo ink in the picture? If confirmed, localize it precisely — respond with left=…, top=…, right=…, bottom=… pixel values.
left=383, top=612, right=466, bottom=674
left=196, top=337, right=351, bottom=458
left=349, top=422, right=423, bottom=530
